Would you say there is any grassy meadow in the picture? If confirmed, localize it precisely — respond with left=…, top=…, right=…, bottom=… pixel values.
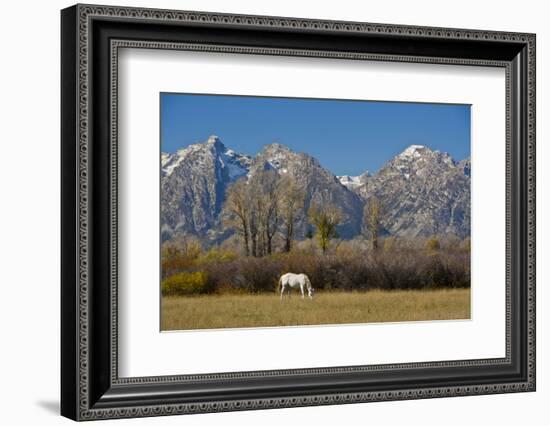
left=161, top=288, right=470, bottom=331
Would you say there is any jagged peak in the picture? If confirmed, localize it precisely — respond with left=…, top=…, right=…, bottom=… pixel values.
left=206, top=134, right=220, bottom=143
left=395, top=145, right=459, bottom=167
left=205, top=134, right=225, bottom=149
left=399, top=144, right=431, bottom=159
left=261, top=142, right=292, bottom=153
left=256, top=143, right=296, bottom=170
left=172, top=135, right=225, bottom=156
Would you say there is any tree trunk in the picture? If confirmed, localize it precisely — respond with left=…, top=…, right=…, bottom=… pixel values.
left=267, top=235, right=273, bottom=255
left=251, top=234, right=257, bottom=257
left=243, top=230, right=250, bottom=256
left=284, top=222, right=293, bottom=252
left=321, top=236, right=328, bottom=254
left=372, top=235, right=378, bottom=251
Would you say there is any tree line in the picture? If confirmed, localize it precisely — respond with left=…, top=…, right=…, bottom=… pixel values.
left=222, top=170, right=385, bottom=256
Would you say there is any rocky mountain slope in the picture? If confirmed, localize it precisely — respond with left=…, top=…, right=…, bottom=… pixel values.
left=249, top=143, right=364, bottom=238
left=160, top=136, right=251, bottom=241
left=161, top=137, right=470, bottom=243
left=340, top=145, right=471, bottom=238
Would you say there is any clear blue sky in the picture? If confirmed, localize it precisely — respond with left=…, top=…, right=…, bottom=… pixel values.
left=161, top=93, right=470, bottom=176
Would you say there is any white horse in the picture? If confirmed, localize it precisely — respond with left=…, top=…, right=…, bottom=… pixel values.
left=278, top=273, right=314, bottom=301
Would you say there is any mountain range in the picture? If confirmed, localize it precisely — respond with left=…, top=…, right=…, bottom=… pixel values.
left=161, top=135, right=470, bottom=244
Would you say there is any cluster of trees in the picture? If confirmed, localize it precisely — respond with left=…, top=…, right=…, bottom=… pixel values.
left=222, top=170, right=304, bottom=257
left=223, top=175, right=468, bottom=258
left=223, top=170, right=388, bottom=257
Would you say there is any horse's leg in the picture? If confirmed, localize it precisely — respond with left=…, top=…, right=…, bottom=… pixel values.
left=280, top=285, right=284, bottom=302
left=300, top=285, right=305, bottom=299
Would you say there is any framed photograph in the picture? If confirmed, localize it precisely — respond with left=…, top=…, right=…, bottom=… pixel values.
left=61, top=4, right=536, bottom=421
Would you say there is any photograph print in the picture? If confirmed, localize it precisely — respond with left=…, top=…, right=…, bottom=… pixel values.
left=160, top=93, right=471, bottom=331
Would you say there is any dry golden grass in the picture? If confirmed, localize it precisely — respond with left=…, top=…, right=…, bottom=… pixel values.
left=161, top=289, right=470, bottom=331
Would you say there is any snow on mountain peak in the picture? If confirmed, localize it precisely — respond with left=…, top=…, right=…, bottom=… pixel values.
left=207, top=135, right=221, bottom=144
left=338, top=175, right=361, bottom=187
left=338, top=171, right=370, bottom=188
left=399, top=145, right=429, bottom=159
left=205, top=135, right=226, bottom=153
left=161, top=152, right=183, bottom=177
left=220, top=149, right=249, bottom=180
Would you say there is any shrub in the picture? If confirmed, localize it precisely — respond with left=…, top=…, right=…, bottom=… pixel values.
left=161, top=238, right=203, bottom=278
left=200, top=261, right=240, bottom=292
left=383, top=236, right=397, bottom=251
left=462, top=237, right=471, bottom=252
left=160, top=242, right=470, bottom=295
left=426, top=237, right=441, bottom=252
left=335, top=256, right=370, bottom=290
left=235, top=257, right=281, bottom=293
left=196, top=248, right=238, bottom=265
left=161, top=247, right=196, bottom=278
left=161, top=271, right=211, bottom=296
left=367, top=250, right=420, bottom=290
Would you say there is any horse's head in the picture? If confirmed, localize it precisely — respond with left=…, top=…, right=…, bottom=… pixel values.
left=308, top=287, right=315, bottom=299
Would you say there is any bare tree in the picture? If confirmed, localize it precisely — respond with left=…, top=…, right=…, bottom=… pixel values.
left=363, top=196, right=381, bottom=250
left=249, top=198, right=260, bottom=257
left=256, top=170, right=280, bottom=255
left=224, top=170, right=300, bottom=257
left=308, top=201, right=342, bottom=253
left=279, top=176, right=305, bottom=252
left=222, top=180, right=251, bottom=256
left=231, top=170, right=277, bottom=257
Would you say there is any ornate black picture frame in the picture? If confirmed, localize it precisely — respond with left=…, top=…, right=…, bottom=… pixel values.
left=61, top=4, right=536, bottom=421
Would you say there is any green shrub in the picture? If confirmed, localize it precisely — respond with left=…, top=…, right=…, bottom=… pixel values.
left=161, top=271, right=210, bottom=296
left=196, top=248, right=238, bottom=265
